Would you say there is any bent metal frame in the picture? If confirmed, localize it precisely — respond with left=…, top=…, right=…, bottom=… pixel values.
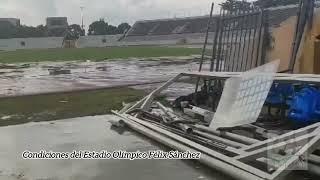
left=112, top=71, right=320, bottom=180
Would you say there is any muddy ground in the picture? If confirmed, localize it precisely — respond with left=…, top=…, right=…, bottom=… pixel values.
left=0, top=57, right=219, bottom=180
left=0, top=56, right=210, bottom=97
left=0, top=57, right=316, bottom=180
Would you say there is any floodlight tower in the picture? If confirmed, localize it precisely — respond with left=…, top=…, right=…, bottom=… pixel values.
left=80, top=6, right=85, bottom=34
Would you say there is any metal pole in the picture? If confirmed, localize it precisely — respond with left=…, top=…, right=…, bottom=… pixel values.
left=193, top=124, right=260, bottom=145
left=141, top=117, right=231, bottom=150
left=195, top=3, right=215, bottom=100
left=248, top=10, right=259, bottom=70
left=239, top=10, right=250, bottom=71
left=210, top=8, right=223, bottom=72
left=231, top=9, right=242, bottom=71
left=227, top=9, right=240, bottom=72
left=260, top=10, right=269, bottom=66
left=223, top=10, right=234, bottom=71
left=220, top=10, right=232, bottom=72
left=198, top=3, right=215, bottom=72
left=235, top=10, right=246, bottom=72
left=156, top=102, right=193, bottom=134
left=215, top=9, right=227, bottom=72
left=80, top=6, right=85, bottom=34
left=113, top=111, right=265, bottom=180
left=255, top=9, right=264, bottom=68
left=193, top=130, right=246, bottom=149
left=113, top=111, right=263, bottom=180
left=243, top=9, right=255, bottom=71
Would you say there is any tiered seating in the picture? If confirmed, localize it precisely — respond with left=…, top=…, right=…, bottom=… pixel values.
left=127, top=16, right=217, bottom=37
left=126, top=4, right=306, bottom=39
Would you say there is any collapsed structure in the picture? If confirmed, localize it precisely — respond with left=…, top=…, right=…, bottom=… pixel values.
left=112, top=1, right=320, bottom=179
left=112, top=69, right=320, bottom=180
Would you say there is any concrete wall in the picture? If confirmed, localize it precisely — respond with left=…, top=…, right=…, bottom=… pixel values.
left=76, top=35, right=122, bottom=48
left=121, top=33, right=214, bottom=46
left=0, top=37, right=64, bottom=51
left=0, top=33, right=209, bottom=51
left=75, top=34, right=203, bottom=47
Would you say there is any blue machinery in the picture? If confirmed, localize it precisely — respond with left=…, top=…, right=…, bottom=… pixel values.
left=289, top=87, right=320, bottom=125
left=266, top=84, right=320, bottom=126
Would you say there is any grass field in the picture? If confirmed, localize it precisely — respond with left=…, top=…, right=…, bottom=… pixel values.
left=0, top=46, right=201, bottom=63
left=0, top=87, right=145, bottom=126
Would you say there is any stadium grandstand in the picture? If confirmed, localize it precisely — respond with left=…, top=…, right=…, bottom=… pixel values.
left=0, top=18, right=20, bottom=27
left=1, top=2, right=319, bottom=50
left=127, top=16, right=216, bottom=36
left=121, top=3, right=319, bottom=45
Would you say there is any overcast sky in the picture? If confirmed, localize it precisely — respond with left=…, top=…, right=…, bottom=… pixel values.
left=0, top=0, right=231, bottom=28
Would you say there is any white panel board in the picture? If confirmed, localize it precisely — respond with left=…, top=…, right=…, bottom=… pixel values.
left=210, top=60, right=280, bottom=130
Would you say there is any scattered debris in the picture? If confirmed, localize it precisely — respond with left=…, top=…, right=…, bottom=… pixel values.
left=96, top=66, right=108, bottom=71
left=0, top=64, right=16, bottom=69
left=48, top=67, right=71, bottom=75
left=0, top=63, right=30, bottom=69
left=113, top=68, right=320, bottom=180
left=1, top=116, right=12, bottom=120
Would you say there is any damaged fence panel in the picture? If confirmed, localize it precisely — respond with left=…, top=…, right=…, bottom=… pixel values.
left=112, top=60, right=320, bottom=180
left=210, top=60, right=279, bottom=129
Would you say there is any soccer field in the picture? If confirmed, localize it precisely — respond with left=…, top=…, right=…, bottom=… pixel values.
left=0, top=46, right=201, bottom=63
left=0, top=87, right=145, bottom=126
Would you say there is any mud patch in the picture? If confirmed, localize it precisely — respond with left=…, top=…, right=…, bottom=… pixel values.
left=0, top=56, right=211, bottom=97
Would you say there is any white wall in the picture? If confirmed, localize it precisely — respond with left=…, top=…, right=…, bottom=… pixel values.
left=0, top=33, right=209, bottom=51
left=76, top=35, right=122, bottom=48
left=0, top=37, right=64, bottom=51
left=120, top=33, right=215, bottom=46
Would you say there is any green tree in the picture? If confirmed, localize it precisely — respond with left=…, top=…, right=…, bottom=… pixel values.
left=68, top=24, right=85, bottom=38
left=88, top=19, right=131, bottom=35
left=106, top=24, right=118, bottom=34
left=88, top=19, right=108, bottom=35
left=221, top=0, right=252, bottom=11
left=117, top=23, right=131, bottom=34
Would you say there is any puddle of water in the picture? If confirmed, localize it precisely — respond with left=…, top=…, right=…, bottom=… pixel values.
left=0, top=115, right=230, bottom=180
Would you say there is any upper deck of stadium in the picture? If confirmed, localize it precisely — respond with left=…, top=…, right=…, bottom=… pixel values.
left=126, top=3, right=319, bottom=37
